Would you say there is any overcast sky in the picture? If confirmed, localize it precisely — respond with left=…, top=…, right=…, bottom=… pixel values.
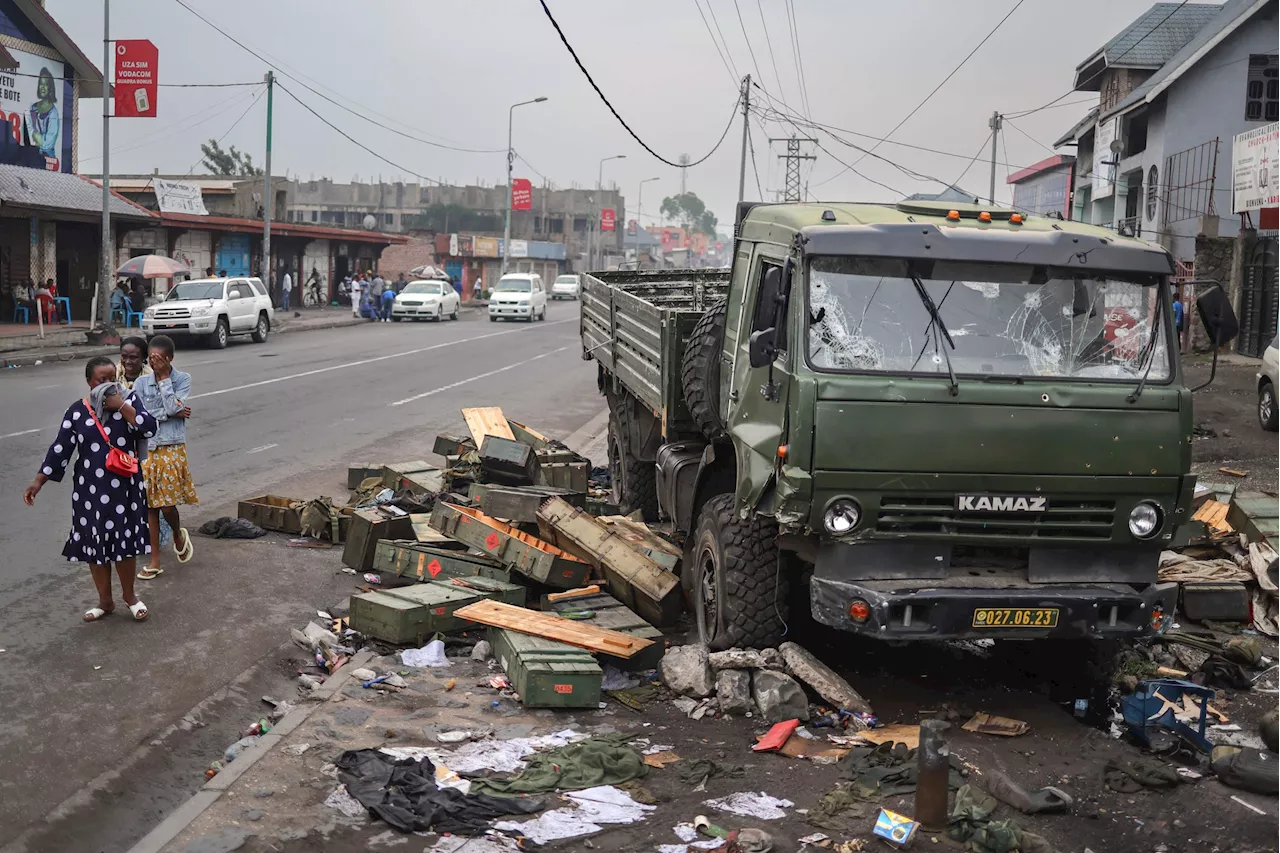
left=55, top=0, right=1177, bottom=230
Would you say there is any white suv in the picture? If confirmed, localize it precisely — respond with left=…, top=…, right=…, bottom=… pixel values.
left=142, top=277, right=274, bottom=349
left=551, top=274, right=581, bottom=300
left=489, top=273, right=547, bottom=322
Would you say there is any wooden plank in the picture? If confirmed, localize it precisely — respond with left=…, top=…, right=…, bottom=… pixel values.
left=545, top=585, right=601, bottom=603
left=1193, top=499, right=1233, bottom=534
left=462, top=406, right=515, bottom=447
left=542, top=590, right=664, bottom=670
left=508, top=419, right=552, bottom=451
left=537, top=497, right=681, bottom=627
left=454, top=599, right=655, bottom=658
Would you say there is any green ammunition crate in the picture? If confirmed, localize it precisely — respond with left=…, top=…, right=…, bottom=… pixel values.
left=350, top=578, right=523, bottom=644
left=381, top=460, right=435, bottom=489
left=539, top=462, right=590, bottom=493
left=543, top=590, right=665, bottom=671
left=479, top=436, right=541, bottom=486
left=343, top=507, right=416, bottom=572
left=585, top=497, right=622, bottom=517
left=349, top=591, right=431, bottom=645
left=507, top=420, right=552, bottom=451
left=469, top=483, right=585, bottom=523
left=348, top=464, right=385, bottom=490
left=400, top=469, right=447, bottom=497
left=373, top=540, right=511, bottom=583
left=433, top=434, right=475, bottom=457
left=489, top=626, right=602, bottom=708
left=430, top=502, right=591, bottom=589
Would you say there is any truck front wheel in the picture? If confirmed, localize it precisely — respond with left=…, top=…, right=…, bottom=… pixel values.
left=689, top=493, right=788, bottom=650
left=608, top=414, right=658, bottom=521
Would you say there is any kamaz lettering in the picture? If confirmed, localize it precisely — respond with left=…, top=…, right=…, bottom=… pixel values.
left=956, top=495, right=1047, bottom=513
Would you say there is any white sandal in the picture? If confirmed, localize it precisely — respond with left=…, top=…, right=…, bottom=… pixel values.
left=174, top=528, right=193, bottom=564
left=84, top=607, right=110, bottom=622
left=128, top=600, right=149, bottom=621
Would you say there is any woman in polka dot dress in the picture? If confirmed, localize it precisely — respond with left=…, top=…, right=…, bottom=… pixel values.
left=23, top=355, right=159, bottom=622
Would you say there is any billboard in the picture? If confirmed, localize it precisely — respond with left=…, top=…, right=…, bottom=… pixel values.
left=113, top=39, right=158, bottom=118
left=154, top=179, right=208, bottom=215
left=0, top=48, right=74, bottom=172
left=600, top=208, right=616, bottom=231
left=511, top=178, right=532, bottom=211
left=473, top=236, right=499, bottom=257
left=1092, top=118, right=1117, bottom=199
left=1232, top=122, right=1278, bottom=213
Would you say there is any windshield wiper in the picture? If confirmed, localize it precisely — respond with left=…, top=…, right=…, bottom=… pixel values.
left=1127, top=291, right=1166, bottom=404
left=909, top=273, right=959, bottom=396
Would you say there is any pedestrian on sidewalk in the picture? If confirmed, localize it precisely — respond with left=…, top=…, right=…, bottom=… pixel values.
left=379, top=285, right=395, bottom=322
left=281, top=268, right=293, bottom=311
left=473, top=277, right=483, bottom=301
left=23, top=355, right=158, bottom=622
left=117, top=336, right=150, bottom=392
left=131, top=335, right=196, bottom=580
left=350, top=274, right=363, bottom=318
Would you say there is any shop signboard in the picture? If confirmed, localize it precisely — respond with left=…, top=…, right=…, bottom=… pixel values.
left=0, top=47, right=74, bottom=172
left=512, top=178, right=532, bottom=211
left=1092, top=118, right=1117, bottom=199
left=474, top=236, right=499, bottom=257
left=600, top=208, right=616, bottom=231
left=508, top=239, right=529, bottom=258
left=113, top=39, right=158, bottom=118
left=154, top=179, right=208, bottom=215
left=1232, top=122, right=1278, bottom=213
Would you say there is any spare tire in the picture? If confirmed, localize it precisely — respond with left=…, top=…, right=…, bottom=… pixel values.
left=681, top=300, right=728, bottom=439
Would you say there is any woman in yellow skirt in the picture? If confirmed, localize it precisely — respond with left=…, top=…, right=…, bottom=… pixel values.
left=130, top=335, right=197, bottom=579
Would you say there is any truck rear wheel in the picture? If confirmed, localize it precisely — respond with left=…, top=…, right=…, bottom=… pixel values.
left=608, top=414, right=658, bottom=521
left=689, top=493, right=788, bottom=650
left=681, top=300, right=727, bottom=439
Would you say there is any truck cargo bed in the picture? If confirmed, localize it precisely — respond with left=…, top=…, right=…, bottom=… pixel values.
left=581, top=269, right=729, bottom=437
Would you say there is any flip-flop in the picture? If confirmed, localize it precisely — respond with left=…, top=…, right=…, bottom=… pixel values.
left=129, top=600, right=149, bottom=621
left=84, top=607, right=112, bottom=622
left=137, top=567, right=164, bottom=580
left=174, top=528, right=193, bottom=564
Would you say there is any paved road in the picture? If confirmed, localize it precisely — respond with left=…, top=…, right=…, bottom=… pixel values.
left=0, top=305, right=603, bottom=840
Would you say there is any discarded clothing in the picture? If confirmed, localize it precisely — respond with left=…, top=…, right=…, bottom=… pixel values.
left=1103, top=759, right=1181, bottom=793
left=1223, top=635, right=1264, bottom=667
left=947, top=785, right=1056, bottom=853
left=199, top=516, right=266, bottom=539
left=807, top=782, right=873, bottom=830
left=1197, top=654, right=1254, bottom=689
left=1210, top=746, right=1279, bottom=795
left=703, top=791, right=793, bottom=820
left=335, top=748, right=543, bottom=835
left=676, top=758, right=744, bottom=786
left=836, top=740, right=965, bottom=799
left=470, top=735, right=646, bottom=796
left=493, top=785, right=654, bottom=844
left=298, top=497, right=340, bottom=540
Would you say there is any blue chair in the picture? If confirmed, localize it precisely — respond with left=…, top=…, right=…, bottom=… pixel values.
left=54, top=296, right=70, bottom=324
left=123, top=296, right=144, bottom=328
left=12, top=304, right=28, bottom=323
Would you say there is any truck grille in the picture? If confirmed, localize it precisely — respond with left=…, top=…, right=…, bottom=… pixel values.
left=154, top=307, right=191, bottom=319
left=876, top=496, right=1116, bottom=540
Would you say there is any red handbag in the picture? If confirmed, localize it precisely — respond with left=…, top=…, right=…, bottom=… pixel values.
left=83, top=397, right=140, bottom=477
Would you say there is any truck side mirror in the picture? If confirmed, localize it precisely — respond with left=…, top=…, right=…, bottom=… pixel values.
left=749, top=327, right=777, bottom=368
left=1196, top=282, right=1238, bottom=345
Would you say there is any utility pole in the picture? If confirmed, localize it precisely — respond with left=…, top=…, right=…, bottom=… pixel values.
left=679, top=153, right=689, bottom=195
left=770, top=136, right=817, bottom=202
left=503, top=97, right=547, bottom=276
left=988, top=110, right=1003, bottom=206
left=98, top=0, right=113, bottom=335
left=737, top=74, right=750, bottom=205
left=263, top=70, right=274, bottom=301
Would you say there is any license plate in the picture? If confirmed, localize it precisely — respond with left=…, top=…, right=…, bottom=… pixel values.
left=972, top=607, right=1059, bottom=628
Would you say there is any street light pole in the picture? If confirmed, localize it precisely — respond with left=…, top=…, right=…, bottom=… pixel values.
left=593, top=154, right=625, bottom=270
left=635, top=177, right=659, bottom=263
left=99, top=0, right=114, bottom=336
left=502, top=97, right=547, bottom=277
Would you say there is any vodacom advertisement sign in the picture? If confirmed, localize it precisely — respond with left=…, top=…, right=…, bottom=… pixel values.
left=114, top=39, right=158, bottom=118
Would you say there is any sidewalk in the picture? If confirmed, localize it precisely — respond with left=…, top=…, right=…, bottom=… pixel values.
left=1, top=309, right=368, bottom=368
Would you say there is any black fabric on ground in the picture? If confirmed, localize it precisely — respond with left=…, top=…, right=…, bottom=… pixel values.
left=335, top=749, right=544, bottom=834
left=1196, top=654, right=1255, bottom=689
left=677, top=758, right=745, bottom=786
left=199, top=517, right=265, bottom=539
left=1211, top=746, right=1280, bottom=794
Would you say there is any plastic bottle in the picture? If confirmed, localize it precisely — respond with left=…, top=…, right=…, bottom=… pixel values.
left=363, top=573, right=382, bottom=584
left=298, top=673, right=324, bottom=690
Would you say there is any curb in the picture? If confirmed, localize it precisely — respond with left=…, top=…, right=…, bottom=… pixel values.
left=125, top=649, right=375, bottom=853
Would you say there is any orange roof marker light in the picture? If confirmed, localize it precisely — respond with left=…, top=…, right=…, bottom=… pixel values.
left=978, top=211, right=993, bottom=223
left=946, top=210, right=961, bottom=221
left=1010, top=213, right=1024, bottom=224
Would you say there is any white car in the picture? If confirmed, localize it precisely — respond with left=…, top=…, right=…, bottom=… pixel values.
left=392, top=279, right=460, bottom=322
left=1258, top=334, right=1278, bottom=431
left=551, top=274, right=581, bottom=300
left=142, top=277, right=273, bottom=349
left=489, top=273, right=547, bottom=322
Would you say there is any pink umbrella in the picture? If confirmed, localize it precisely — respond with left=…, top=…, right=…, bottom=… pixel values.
left=116, top=254, right=190, bottom=279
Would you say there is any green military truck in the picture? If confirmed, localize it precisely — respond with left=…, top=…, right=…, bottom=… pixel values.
left=582, top=200, right=1235, bottom=651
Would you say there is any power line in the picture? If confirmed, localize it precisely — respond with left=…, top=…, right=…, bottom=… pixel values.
left=537, top=0, right=739, bottom=168
left=1003, top=97, right=1096, bottom=118
left=754, top=0, right=787, bottom=106
left=705, top=0, right=743, bottom=84
left=952, top=131, right=991, bottom=188
left=79, top=86, right=261, bottom=163
left=818, top=0, right=1026, bottom=187
left=692, top=0, right=739, bottom=86
left=1000, top=123, right=1013, bottom=201
left=181, top=86, right=267, bottom=178
left=1004, top=117, right=1055, bottom=155
left=810, top=138, right=904, bottom=198
left=747, top=119, right=764, bottom=200
left=783, top=0, right=812, bottom=120
left=730, top=0, right=766, bottom=86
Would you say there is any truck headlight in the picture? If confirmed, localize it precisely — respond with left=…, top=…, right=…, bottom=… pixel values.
left=1128, top=502, right=1161, bottom=538
left=823, top=499, right=861, bottom=535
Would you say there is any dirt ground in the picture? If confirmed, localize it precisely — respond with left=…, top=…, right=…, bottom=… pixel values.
left=1186, top=358, right=1278, bottom=493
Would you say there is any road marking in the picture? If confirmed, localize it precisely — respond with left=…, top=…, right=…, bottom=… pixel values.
left=246, top=443, right=278, bottom=454
left=35, top=383, right=62, bottom=390
left=187, top=319, right=576, bottom=402
left=0, top=428, right=41, bottom=440
left=387, top=346, right=572, bottom=407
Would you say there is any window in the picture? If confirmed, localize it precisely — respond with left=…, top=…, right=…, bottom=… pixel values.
left=751, top=261, right=788, bottom=351
left=1246, top=55, right=1278, bottom=121
left=534, top=216, right=542, bottom=233
left=310, top=210, right=317, bottom=222
left=549, top=217, right=564, bottom=234
left=573, top=217, right=588, bottom=233
left=1146, top=165, right=1158, bottom=221
left=383, top=212, right=394, bottom=225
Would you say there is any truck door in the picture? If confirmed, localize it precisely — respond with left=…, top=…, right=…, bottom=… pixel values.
left=724, top=246, right=792, bottom=509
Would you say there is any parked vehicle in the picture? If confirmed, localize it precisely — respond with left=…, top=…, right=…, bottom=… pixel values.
left=142, top=277, right=273, bottom=349
left=489, top=273, right=547, bottom=322
left=392, top=279, right=460, bottom=322
left=551, top=274, right=582, bottom=300
left=582, top=200, right=1240, bottom=650
left=1258, top=334, right=1278, bottom=431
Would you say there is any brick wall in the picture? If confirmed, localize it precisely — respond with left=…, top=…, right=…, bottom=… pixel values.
left=377, top=236, right=436, bottom=277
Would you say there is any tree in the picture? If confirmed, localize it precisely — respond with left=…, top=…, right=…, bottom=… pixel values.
left=660, top=192, right=718, bottom=236
left=200, top=139, right=263, bottom=176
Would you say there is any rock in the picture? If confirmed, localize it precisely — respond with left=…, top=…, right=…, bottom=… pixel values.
left=243, top=809, right=264, bottom=822
left=716, top=669, right=754, bottom=714
left=182, top=828, right=253, bottom=853
left=660, top=644, right=715, bottom=698
left=1117, top=674, right=1140, bottom=694
left=779, top=642, right=872, bottom=715
left=350, top=668, right=377, bottom=682
left=383, top=673, right=408, bottom=688
left=471, top=640, right=493, bottom=661
left=1261, top=707, right=1278, bottom=753
left=224, top=736, right=261, bottom=763
left=708, top=648, right=787, bottom=671
left=752, top=669, right=810, bottom=721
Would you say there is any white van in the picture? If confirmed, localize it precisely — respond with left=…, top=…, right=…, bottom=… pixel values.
left=488, top=273, right=547, bottom=322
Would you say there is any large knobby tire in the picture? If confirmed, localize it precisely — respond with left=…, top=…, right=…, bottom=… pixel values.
left=681, top=300, right=728, bottom=439
left=608, top=414, right=658, bottom=521
left=690, top=493, right=788, bottom=650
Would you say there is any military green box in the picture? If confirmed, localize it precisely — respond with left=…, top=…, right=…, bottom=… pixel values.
left=433, top=434, right=475, bottom=457
left=349, top=591, right=427, bottom=645
left=348, top=464, right=384, bottom=490
left=585, top=497, right=622, bottom=517
left=400, top=469, right=447, bottom=497
left=489, top=626, right=602, bottom=708
left=542, top=590, right=665, bottom=671
left=381, top=460, right=435, bottom=489
left=1226, top=492, right=1279, bottom=550
left=429, top=502, right=591, bottom=589
left=350, top=578, right=525, bottom=644
left=469, top=483, right=586, bottom=523
left=539, top=462, right=590, bottom=493
left=479, top=436, right=541, bottom=486
left=373, top=540, right=511, bottom=583
left=343, top=507, right=416, bottom=572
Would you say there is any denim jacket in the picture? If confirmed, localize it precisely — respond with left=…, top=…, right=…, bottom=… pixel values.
left=131, top=369, right=190, bottom=449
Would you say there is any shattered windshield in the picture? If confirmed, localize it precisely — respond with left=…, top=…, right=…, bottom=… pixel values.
left=807, top=257, right=1171, bottom=382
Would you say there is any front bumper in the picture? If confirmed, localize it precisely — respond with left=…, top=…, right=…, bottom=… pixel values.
left=392, top=303, right=439, bottom=317
left=811, top=575, right=1176, bottom=640
left=142, top=317, right=217, bottom=335
left=489, top=304, right=532, bottom=317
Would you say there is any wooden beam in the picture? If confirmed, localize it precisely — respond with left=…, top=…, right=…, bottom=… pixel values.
left=462, top=407, right=515, bottom=447
left=453, top=599, right=655, bottom=659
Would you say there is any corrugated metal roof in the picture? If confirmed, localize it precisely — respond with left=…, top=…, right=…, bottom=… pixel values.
left=1053, top=106, right=1101, bottom=148
left=1105, top=0, right=1267, bottom=118
left=0, top=166, right=154, bottom=218
left=1096, top=3, right=1223, bottom=68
